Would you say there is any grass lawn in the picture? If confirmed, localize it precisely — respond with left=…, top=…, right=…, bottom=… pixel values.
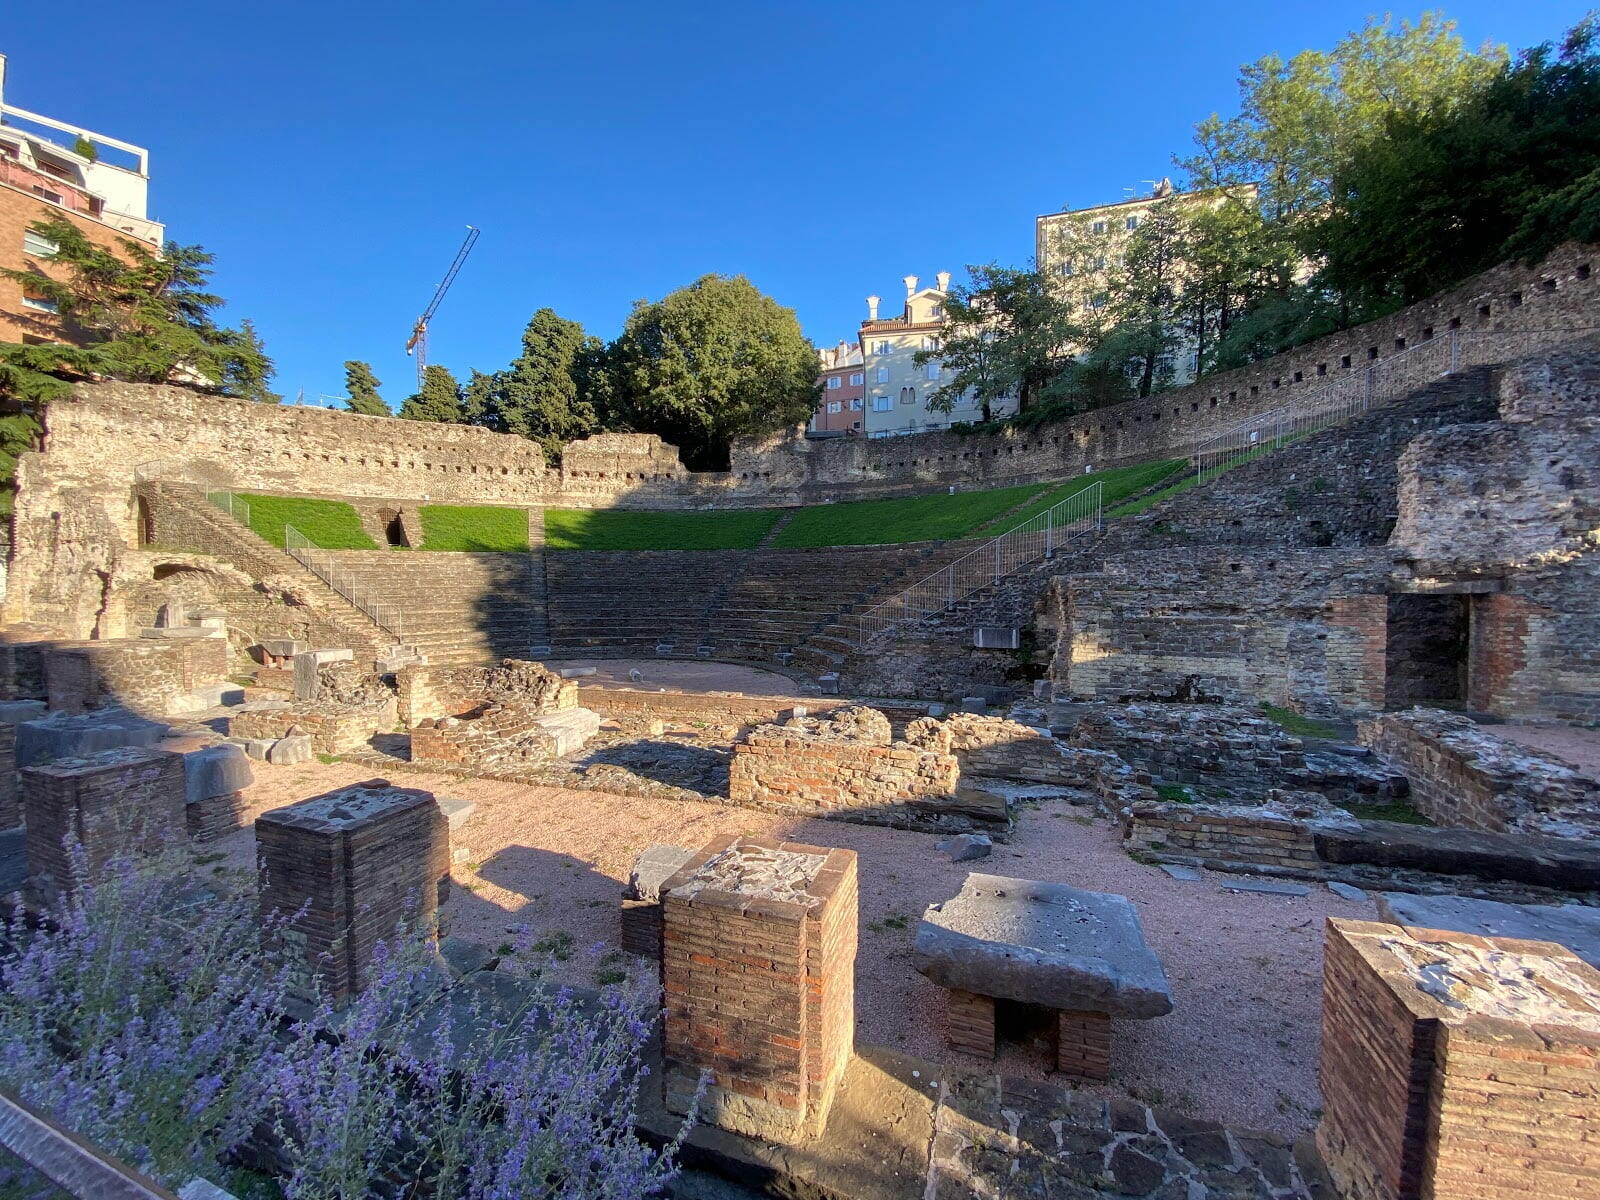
left=1259, top=703, right=1346, bottom=740
left=543, top=507, right=782, bottom=551
left=418, top=504, right=531, bottom=552
left=1339, top=799, right=1433, bottom=826
left=240, top=494, right=375, bottom=549
left=770, top=481, right=1049, bottom=548
left=972, top=459, right=1187, bottom=535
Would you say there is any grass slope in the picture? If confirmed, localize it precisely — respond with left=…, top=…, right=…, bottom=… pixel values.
left=770, top=481, right=1049, bottom=548
left=543, top=507, right=782, bottom=551
left=418, top=504, right=531, bottom=552
left=240, top=494, right=375, bottom=549
left=970, top=460, right=1187, bottom=535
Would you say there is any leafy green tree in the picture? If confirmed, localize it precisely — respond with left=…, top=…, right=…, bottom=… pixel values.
left=0, top=216, right=275, bottom=406
left=342, top=361, right=389, bottom=416
left=398, top=364, right=464, bottom=423
left=1320, top=18, right=1600, bottom=309
left=469, top=308, right=601, bottom=462
left=915, top=264, right=1078, bottom=420
left=608, top=274, right=817, bottom=469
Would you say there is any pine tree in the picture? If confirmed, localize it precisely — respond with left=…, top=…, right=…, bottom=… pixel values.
left=399, top=365, right=464, bottom=422
left=343, top=361, right=389, bottom=416
left=482, top=309, right=600, bottom=461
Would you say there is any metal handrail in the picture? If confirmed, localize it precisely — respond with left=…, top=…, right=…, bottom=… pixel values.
left=855, top=481, right=1102, bottom=645
left=201, top=490, right=404, bottom=643
left=1192, top=326, right=1600, bottom=485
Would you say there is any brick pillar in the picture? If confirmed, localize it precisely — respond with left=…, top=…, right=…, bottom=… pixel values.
left=21, top=746, right=184, bottom=904
left=1318, top=918, right=1600, bottom=1200
left=1326, top=594, right=1388, bottom=712
left=256, top=781, right=450, bottom=1005
left=659, top=835, right=857, bottom=1144
left=946, top=989, right=996, bottom=1058
left=1057, top=1010, right=1112, bottom=1080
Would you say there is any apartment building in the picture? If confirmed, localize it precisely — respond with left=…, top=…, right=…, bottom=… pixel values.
left=0, top=54, right=164, bottom=345
left=1035, top=178, right=1256, bottom=385
left=810, top=340, right=865, bottom=435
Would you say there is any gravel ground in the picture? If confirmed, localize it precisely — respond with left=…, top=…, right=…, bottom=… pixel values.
left=222, top=759, right=1365, bottom=1138
left=1487, top=723, right=1600, bottom=774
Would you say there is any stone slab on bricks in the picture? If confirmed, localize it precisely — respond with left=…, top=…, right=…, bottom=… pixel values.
left=914, top=873, right=1173, bottom=1017
left=436, top=795, right=476, bottom=831
left=1376, top=891, right=1600, bottom=970
left=626, top=843, right=696, bottom=903
left=267, top=734, right=314, bottom=766
left=156, top=737, right=253, bottom=806
left=16, top=709, right=171, bottom=768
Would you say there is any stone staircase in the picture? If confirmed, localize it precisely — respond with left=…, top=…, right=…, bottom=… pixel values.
left=311, top=551, right=548, bottom=666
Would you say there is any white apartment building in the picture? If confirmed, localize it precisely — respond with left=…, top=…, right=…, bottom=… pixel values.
left=859, top=271, right=1015, bottom=437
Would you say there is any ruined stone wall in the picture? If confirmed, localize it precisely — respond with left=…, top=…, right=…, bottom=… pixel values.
left=1359, top=709, right=1600, bottom=839
left=1123, top=797, right=1335, bottom=873
left=1054, top=550, right=1391, bottom=714
left=738, top=245, right=1600, bottom=498
left=576, top=686, right=842, bottom=734
left=230, top=699, right=396, bottom=756
left=43, top=636, right=227, bottom=717
left=394, top=660, right=575, bottom=727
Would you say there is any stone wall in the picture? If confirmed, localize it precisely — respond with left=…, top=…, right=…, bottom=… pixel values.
left=395, top=659, right=575, bottom=727
left=576, top=686, right=841, bottom=734
left=1123, top=793, right=1354, bottom=874
left=738, top=245, right=1600, bottom=498
left=43, top=635, right=228, bottom=718
left=230, top=698, right=396, bottom=756
left=1359, top=709, right=1600, bottom=839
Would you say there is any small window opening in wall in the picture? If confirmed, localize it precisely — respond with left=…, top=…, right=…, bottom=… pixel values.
left=1542, top=278, right=1557, bottom=292
left=1228, top=391, right=1237, bottom=402
left=1292, top=370, right=1303, bottom=382
left=1478, top=304, right=1491, bottom=318
left=1191, top=402, right=1199, bottom=411
left=1317, top=363, right=1327, bottom=376
left=1250, top=385, right=1259, bottom=396
left=1209, top=398, right=1217, bottom=408
left=1341, top=355, right=1352, bottom=368
left=1395, top=336, right=1406, bottom=350
left=1449, top=316, right=1462, bottom=329
left=1272, top=378, right=1280, bottom=388
left=1422, top=327, right=1434, bottom=341
left=1579, top=263, right=1592, bottom=279
left=136, top=497, right=154, bottom=547
left=1509, top=291, right=1523, bottom=308
left=1367, top=347, right=1379, bottom=360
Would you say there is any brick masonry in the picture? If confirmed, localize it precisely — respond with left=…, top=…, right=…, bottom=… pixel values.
left=659, top=835, right=857, bottom=1144
left=43, top=635, right=227, bottom=717
left=255, top=781, right=450, bottom=1005
left=229, top=698, right=397, bottom=756
left=1317, top=918, right=1600, bottom=1200
left=20, top=745, right=184, bottom=903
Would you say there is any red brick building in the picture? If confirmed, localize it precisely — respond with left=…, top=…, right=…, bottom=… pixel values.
left=0, top=54, right=163, bottom=347
left=809, top=340, right=864, bottom=435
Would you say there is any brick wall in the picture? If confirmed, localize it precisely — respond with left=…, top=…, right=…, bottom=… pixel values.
left=43, top=636, right=227, bottom=717
left=1359, top=709, right=1600, bottom=838
left=576, top=686, right=840, bottom=734
left=230, top=698, right=396, bottom=756
left=659, top=835, right=857, bottom=1143
left=1123, top=799, right=1328, bottom=873
left=394, top=660, right=574, bottom=727
left=21, top=746, right=184, bottom=903
left=1318, top=919, right=1600, bottom=1200
left=256, top=782, right=450, bottom=1004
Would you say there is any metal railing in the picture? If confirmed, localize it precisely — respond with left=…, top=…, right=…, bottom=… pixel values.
left=1193, top=326, right=1600, bottom=484
left=283, top=525, right=406, bottom=643
left=855, top=481, right=1102, bottom=645
left=201, top=490, right=405, bottom=643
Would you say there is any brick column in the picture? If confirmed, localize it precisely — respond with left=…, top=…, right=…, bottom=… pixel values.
left=256, top=781, right=450, bottom=1005
left=1057, top=1010, right=1112, bottom=1080
left=1326, top=594, right=1388, bottom=712
left=659, top=835, right=857, bottom=1144
left=946, top=989, right=996, bottom=1058
left=1318, top=918, right=1600, bottom=1200
left=21, top=746, right=184, bottom=903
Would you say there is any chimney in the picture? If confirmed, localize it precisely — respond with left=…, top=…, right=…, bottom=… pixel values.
left=903, top=275, right=919, bottom=298
left=936, top=270, right=951, bottom=292
left=866, top=294, right=880, bottom=321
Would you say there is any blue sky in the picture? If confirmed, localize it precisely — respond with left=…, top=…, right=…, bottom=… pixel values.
left=4, top=1, right=1588, bottom=406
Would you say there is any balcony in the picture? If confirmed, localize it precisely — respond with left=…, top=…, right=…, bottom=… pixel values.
left=0, top=156, right=162, bottom=245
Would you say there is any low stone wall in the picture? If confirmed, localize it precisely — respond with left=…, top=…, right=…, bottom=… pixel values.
left=44, top=635, right=228, bottom=717
left=410, top=705, right=599, bottom=770
left=396, top=659, right=575, bottom=727
left=230, top=699, right=396, bottom=756
left=1123, top=793, right=1351, bottom=875
left=577, top=686, right=842, bottom=735
left=1360, top=709, right=1600, bottom=838
left=728, top=707, right=966, bottom=828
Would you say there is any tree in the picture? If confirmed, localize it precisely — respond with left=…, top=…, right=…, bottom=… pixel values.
left=0, top=217, right=275, bottom=407
left=1320, top=18, right=1600, bottom=309
left=399, top=364, right=464, bottom=422
left=342, top=360, right=389, bottom=416
left=915, top=265, right=1078, bottom=421
left=469, top=308, right=601, bottom=462
left=608, top=275, right=817, bottom=469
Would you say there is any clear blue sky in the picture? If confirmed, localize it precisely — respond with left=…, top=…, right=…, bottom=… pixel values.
left=4, top=1, right=1588, bottom=406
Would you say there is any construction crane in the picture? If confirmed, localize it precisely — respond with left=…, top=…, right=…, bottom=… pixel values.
left=406, top=225, right=480, bottom=387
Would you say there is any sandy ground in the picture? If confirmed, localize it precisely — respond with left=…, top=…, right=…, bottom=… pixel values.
left=221, top=758, right=1364, bottom=1139
left=1488, top=723, right=1600, bottom=774
left=545, top=658, right=804, bottom=697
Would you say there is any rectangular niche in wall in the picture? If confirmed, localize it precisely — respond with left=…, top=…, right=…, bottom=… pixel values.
left=1384, top=593, right=1469, bottom=709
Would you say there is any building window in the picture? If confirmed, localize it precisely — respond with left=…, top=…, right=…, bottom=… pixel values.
left=32, top=186, right=66, bottom=207
left=21, top=294, right=58, bottom=314
left=848, top=372, right=863, bottom=386
left=1055, top=261, right=1074, bottom=277
left=1091, top=220, right=1106, bottom=234
left=850, top=398, right=863, bottom=410
left=875, top=366, right=888, bottom=383
left=1093, top=255, right=1106, bottom=270
left=872, top=395, right=891, bottom=411
left=1089, top=293, right=1107, bottom=309
left=23, top=230, right=60, bottom=258
left=923, top=337, right=939, bottom=351
left=1125, top=215, right=1140, bottom=230
left=928, top=304, right=943, bottom=319
left=826, top=376, right=842, bottom=390
left=925, top=363, right=939, bottom=380
left=874, top=341, right=891, bottom=355
left=899, top=387, right=915, bottom=405
left=827, top=400, right=842, bottom=414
